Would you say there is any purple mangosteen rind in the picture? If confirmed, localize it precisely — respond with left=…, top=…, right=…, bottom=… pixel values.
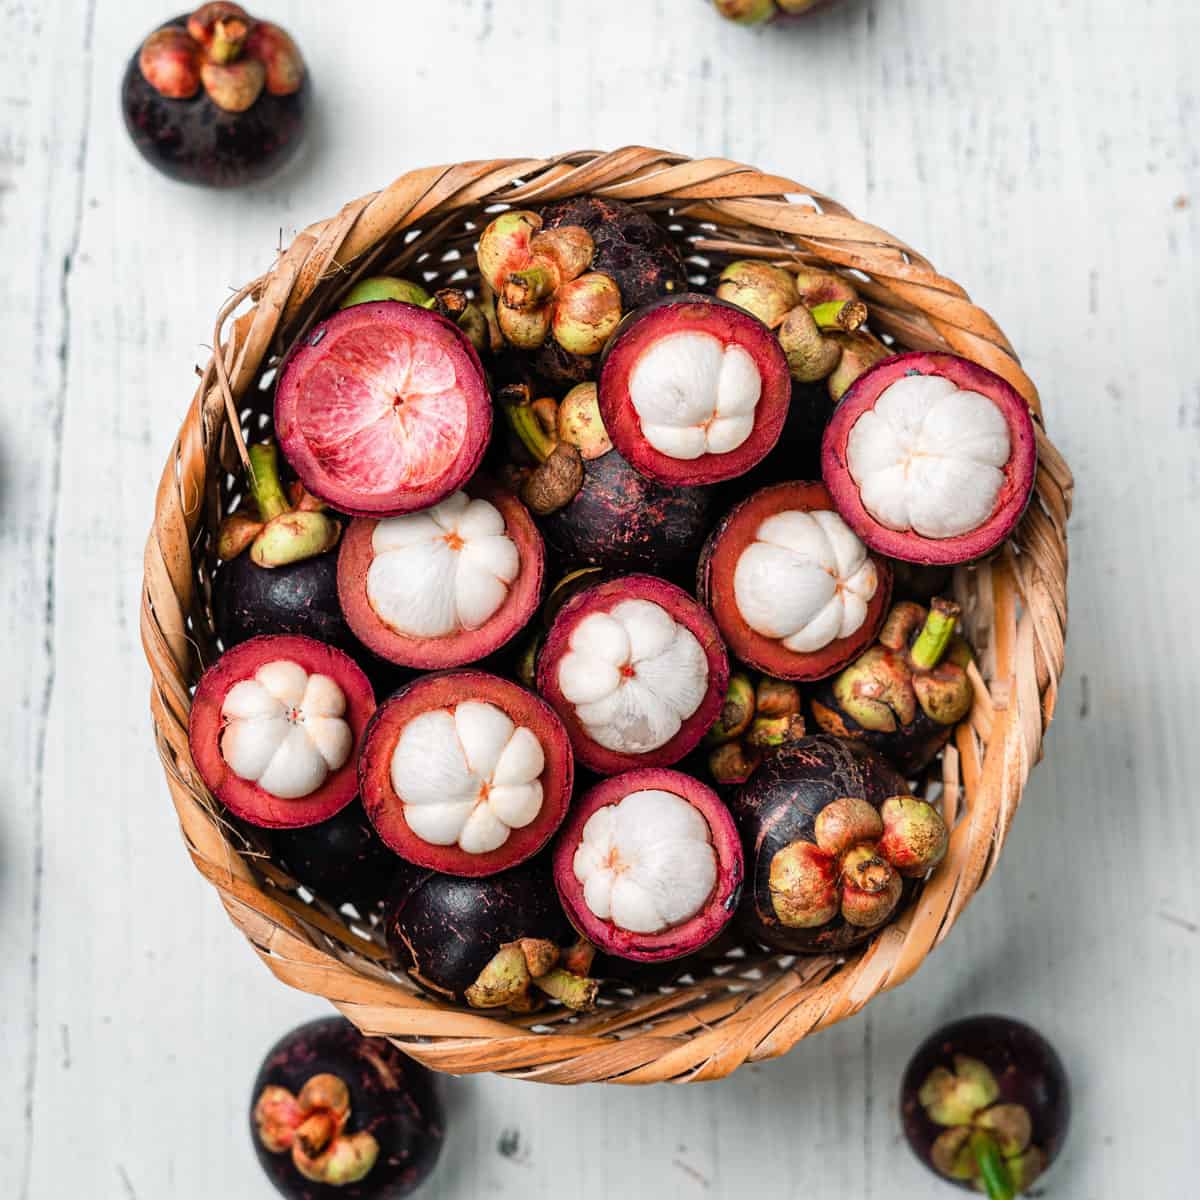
left=821, top=352, right=1038, bottom=566
left=384, top=857, right=573, bottom=1003
left=275, top=302, right=492, bottom=518
left=358, top=670, right=574, bottom=878
left=536, top=573, right=731, bottom=775
left=552, top=769, right=744, bottom=963
left=900, top=1015, right=1071, bottom=1194
left=250, top=1016, right=443, bottom=1200
left=598, top=294, right=793, bottom=486
left=188, top=634, right=376, bottom=830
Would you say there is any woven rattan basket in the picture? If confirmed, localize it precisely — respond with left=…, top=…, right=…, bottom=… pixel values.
left=141, top=147, right=1072, bottom=1085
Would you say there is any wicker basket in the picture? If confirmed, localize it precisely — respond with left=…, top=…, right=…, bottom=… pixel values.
left=140, top=147, right=1073, bottom=1085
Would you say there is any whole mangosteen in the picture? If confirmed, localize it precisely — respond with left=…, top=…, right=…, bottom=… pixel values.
left=122, top=4, right=309, bottom=187
left=250, top=1016, right=443, bottom=1198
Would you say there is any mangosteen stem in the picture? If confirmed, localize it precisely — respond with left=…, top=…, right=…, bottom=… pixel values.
left=909, top=598, right=962, bottom=671
left=505, top=263, right=558, bottom=310
left=503, top=397, right=557, bottom=465
left=209, top=17, right=249, bottom=64
left=810, top=299, right=868, bottom=332
left=970, top=1130, right=1016, bottom=1200
left=247, top=441, right=290, bottom=522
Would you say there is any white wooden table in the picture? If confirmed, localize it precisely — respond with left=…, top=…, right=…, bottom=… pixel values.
left=3, top=0, right=1197, bottom=1195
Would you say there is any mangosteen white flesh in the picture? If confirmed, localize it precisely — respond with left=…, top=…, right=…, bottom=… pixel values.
left=366, top=491, right=520, bottom=638
left=628, top=332, right=762, bottom=460
left=388, top=701, right=546, bottom=855
left=846, top=374, right=1012, bottom=540
left=220, top=661, right=352, bottom=799
left=556, top=599, right=710, bottom=755
left=732, top=509, right=879, bottom=653
left=572, top=789, right=718, bottom=934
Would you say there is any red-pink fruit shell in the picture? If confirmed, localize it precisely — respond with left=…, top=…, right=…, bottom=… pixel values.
left=698, top=481, right=893, bottom=681
left=358, top=671, right=574, bottom=878
left=553, top=768, right=743, bottom=962
left=336, top=481, right=545, bottom=668
left=821, top=352, right=1038, bottom=565
left=536, top=574, right=730, bottom=775
left=188, top=635, right=375, bottom=829
left=598, top=295, right=792, bottom=485
left=275, top=301, right=492, bottom=517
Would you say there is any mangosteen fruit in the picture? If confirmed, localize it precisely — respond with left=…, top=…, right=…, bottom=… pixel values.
left=189, top=635, right=375, bottom=829
left=822, top=352, right=1038, bottom=565
left=385, top=858, right=598, bottom=1011
left=359, top=671, right=573, bottom=877
left=699, top=481, right=892, bottom=681
left=705, top=674, right=808, bottom=786
left=275, top=301, right=492, bottom=517
left=714, top=0, right=839, bottom=23
left=268, top=800, right=397, bottom=914
left=336, top=483, right=544, bottom=669
left=553, top=769, right=742, bottom=962
left=537, top=574, right=730, bottom=775
left=731, top=736, right=948, bottom=953
left=598, top=295, right=792, bottom=485
left=251, top=1016, right=442, bottom=1198
left=810, top=597, right=975, bottom=774
left=122, top=4, right=308, bottom=188
left=901, top=1015, right=1070, bottom=1197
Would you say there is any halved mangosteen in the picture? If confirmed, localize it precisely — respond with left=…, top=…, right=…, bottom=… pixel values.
left=822, top=352, right=1038, bottom=565
left=337, top=482, right=544, bottom=668
left=189, top=635, right=375, bottom=829
left=536, top=574, right=730, bottom=775
left=275, top=301, right=492, bottom=517
left=359, top=671, right=572, bottom=877
left=552, top=768, right=743, bottom=962
left=699, top=481, right=892, bottom=681
left=598, top=295, right=792, bottom=485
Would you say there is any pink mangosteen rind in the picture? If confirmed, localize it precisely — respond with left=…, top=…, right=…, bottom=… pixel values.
left=188, top=634, right=376, bottom=829
left=598, top=294, right=792, bottom=486
left=821, top=352, right=1038, bottom=566
left=275, top=301, right=492, bottom=518
left=358, top=670, right=574, bottom=878
left=336, top=480, right=545, bottom=669
left=698, top=480, right=893, bottom=681
left=553, top=768, right=744, bottom=962
left=536, top=574, right=731, bottom=775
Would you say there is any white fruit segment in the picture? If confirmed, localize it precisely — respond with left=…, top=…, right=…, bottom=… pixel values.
left=388, top=701, right=545, bottom=855
left=366, top=492, right=521, bottom=638
left=557, top=600, right=710, bottom=755
left=627, top=331, right=762, bottom=460
left=845, top=374, right=1012, bottom=539
left=732, top=509, right=879, bottom=653
left=220, top=661, right=353, bottom=800
left=572, top=790, right=718, bottom=934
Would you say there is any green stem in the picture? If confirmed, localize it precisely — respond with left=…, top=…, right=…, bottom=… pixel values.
left=909, top=597, right=961, bottom=671
left=970, top=1131, right=1015, bottom=1200
left=504, top=262, right=558, bottom=309
left=810, top=299, right=868, bottom=332
left=247, top=442, right=290, bottom=522
left=503, top=399, right=557, bottom=464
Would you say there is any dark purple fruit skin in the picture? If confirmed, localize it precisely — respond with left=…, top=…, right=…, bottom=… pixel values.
left=541, top=448, right=713, bottom=577
left=730, top=735, right=913, bottom=954
left=250, top=1017, right=443, bottom=1200
left=384, top=858, right=571, bottom=1003
left=268, top=801, right=397, bottom=914
left=901, top=1015, right=1071, bottom=1191
left=121, top=18, right=308, bottom=188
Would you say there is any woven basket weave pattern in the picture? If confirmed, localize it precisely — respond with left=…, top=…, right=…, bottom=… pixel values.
left=140, top=148, right=1072, bottom=1085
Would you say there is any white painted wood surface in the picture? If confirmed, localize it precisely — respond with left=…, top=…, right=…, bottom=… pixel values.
left=2, top=0, right=1197, bottom=1195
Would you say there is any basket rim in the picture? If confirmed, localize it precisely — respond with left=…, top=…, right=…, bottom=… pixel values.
left=140, top=146, right=1073, bottom=1085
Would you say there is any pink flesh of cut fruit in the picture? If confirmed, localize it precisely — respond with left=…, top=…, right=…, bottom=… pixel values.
left=276, top=302, right=491, bottom=517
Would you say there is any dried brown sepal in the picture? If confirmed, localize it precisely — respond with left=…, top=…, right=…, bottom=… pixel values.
left=708, top=739, right=762, bottom=786
left=520, top=442, right=584, bottom=515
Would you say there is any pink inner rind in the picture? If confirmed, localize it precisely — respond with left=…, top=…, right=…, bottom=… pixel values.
left=336, top=482, right=546, bottom=669
left=536, top=573, right=731, bottom=776
left=552, top=768, right=743, bottom=962
left=598, top=295, right=792, bottom=486
left=358, top=670, right=574, bottom=878
left=188, top=634, right=376, bottom=829
left=275, top=302, right=492, bottom=517
left=821, top=352, right=1038, bottom=566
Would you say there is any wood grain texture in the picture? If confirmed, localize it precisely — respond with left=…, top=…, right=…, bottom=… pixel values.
left=2, top=0, right=1197, bottom=1195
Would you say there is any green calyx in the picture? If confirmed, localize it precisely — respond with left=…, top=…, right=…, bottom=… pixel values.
left=340, top=275, right=433, bottom=309
left=463, top=939, right=598, bottom=1013
left=910, top=597, right=961, bottom=670
left=714, top=0, right=778, bottom=23
left=706, top=673, right=756, bottom=745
